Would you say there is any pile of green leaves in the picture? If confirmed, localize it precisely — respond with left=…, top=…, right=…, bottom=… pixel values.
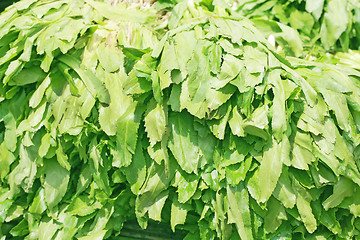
left=232, top=0, right=360, bottom=54
left=1, top=0, right=360, bottom=239
left=0, top=0, right=160, bottom=239
left=157, top=0, right=360, bottom=56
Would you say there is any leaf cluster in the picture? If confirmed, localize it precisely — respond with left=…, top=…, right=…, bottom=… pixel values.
left=1, top=0, right=360, bottom=239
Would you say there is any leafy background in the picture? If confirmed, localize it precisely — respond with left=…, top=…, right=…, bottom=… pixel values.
left=0, top=0, right=360, bottom=239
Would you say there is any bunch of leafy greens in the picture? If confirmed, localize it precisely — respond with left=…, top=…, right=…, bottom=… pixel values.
left=1, top=0, right=360, bottom=239
left=157, top=0, right=360, bottom=57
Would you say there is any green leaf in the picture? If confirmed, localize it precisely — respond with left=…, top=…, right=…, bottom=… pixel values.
left=125, top=142, right=147, bottom=195
left=225, top=156, right=252, bottom=186
left=56, top=140, right=71, bottom=171
left=207, top=103, right=232, bottom=140
left=0, top=141, right=15, bottom=180
left=114, top=102, right=140, bottom=168
left=0, top=198, right=12, bottom=222
left=58, top=54, right=110, bottom=104
left=186, top=41, right=212, bottom=103
left=320, top=0, right=348, bottom=49
left=39, top=219, right=60, bottom=240
left=29, top=188, right=47, bottom=215
left=9, top=144, right=37, bottom=193
left=144, top=101, right=167, bottom=147
left=227, top=183, right=253, bottom=240
left=38, top=133, right=51, bottom=158
left=44, top=159, right=70, bottom=209
left=171, top=198, right=189, bottom=232
left=85, top=0, right=156, bottom=25
left=293, top=179, right=317, bottom=233
left=248, top=138, right=283, bottom=203
left=173, top=170, right=199, bottom=203
left=173, top=30, right=197, bottom=79
left=29, top=74, right=51, bottom=108
left=289, top=10, right=314, bottom=36
left=264, top=197, right=287, bottom=233
left=97, top=42, right=124, bottom=73
left=228, top=107, right=245, bottom=137
left=272, top=167, right=296, bottom=209
left=136, top=163, right=171, bottom=222
left=67, top=195, right=100, bottom=216
left=168, top=0, right=187, bottom=29
left=3, top=111, right=17, bottom=152
left=321, top=89, right=355, bottom=134
left=269, top=69, right=287, bottom=140
left=8, top=65, right=46, bottom=86
left=147, top=190, right=169, bottom=222
left=98, top=71, right=133, bottom=136
left=323, top=177, right=354, bottom=210
left=306, top=0, right=325, bottom=20
left=214, top=54, right=243, bottom=89
left=168, top=112, right=200, bottom=173
left=9, top=219, right=29, bottom=237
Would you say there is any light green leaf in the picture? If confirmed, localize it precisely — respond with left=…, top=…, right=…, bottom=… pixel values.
left=99, top=71, right=133, bottom=136
left=227, top=183, right=253, bottom=240
left=321, top=89, right=355, bottom=134
left=168, top=112, right=200, bottom=174
left=39, top=219, right=60, bottom=240
left=323, top=177, right=354, bottom=210
left=144, top=101, right=167, bottom=147
left=207, top=104, right=232, bottom=140
left=10, top=144, right=37, bottom=193
left=306, top=0, right=325, bottom=20
left=225, top=155, right=252, bottom=186
left=29, top=188, right=47, bottom=215
left=136, top=163, right=171, bottom=221
left=97, top=42, right=124, bottom=73
left=58, top=54, right=110, bottom=104
left=168, top=0, right=187, bottom=29
left=173, top=171, right=199, bottom=203
left=187, top=41, right=211, bottom=103
left=180, top=80, right=235, bottom=119
left=8, top=66, right=46, bottom=86
left=38, top=133, right=51, bottom=158
left=289, top=10, right=314, bottom=36
left=56, top=140, right=70, bottom=171
left=273, top=167, right=296, bottom=209
left=77, top=230, right=107, bottom=240
left=276, top=23, right=303, bottom=57
left=228, top=107, right=245, bottom=137
left=0, top=141, right=15, bottom=180
left=3, top=59, right=23, bottom=85
left=171, top=198, right=189, bottom=232
left=29, top=74, right=51, bottom=108
left=54, top=210, right=79, bottom=240
left=213, top=54, right=243, bottom=89
left=114, top=102, right=139, bottom=168
left=293, top=179, right=317, bottom=233
left=173, top=30, right=197, bottom=79
left=264, top=197, right=287, bottom=233
left=125, top=142, right=147, bottom=195
left=3, top=111, right=17, bottom=152
left=248, top=138, right=283, bottom=203
left=319, top=0, right=348, bottom=49
left=243, top=45, right=267, bottom=73
left=85, top=0, right=156, bottom=25
left=269, top=69, right=286, bottom=140
left=44, top=159, right=70, bottom=209
left=147, top=190, right=169, bottom=222
left=67, top=195, right=100, bottom=216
